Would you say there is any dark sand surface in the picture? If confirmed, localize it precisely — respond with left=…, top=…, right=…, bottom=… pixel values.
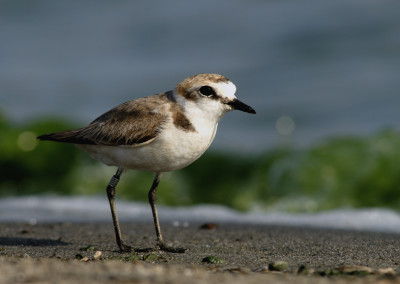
left=1, top=222, right=399, bottom=283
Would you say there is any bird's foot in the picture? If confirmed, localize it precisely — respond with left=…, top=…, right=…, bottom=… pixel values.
left=118, top=242, right=134, bottom=253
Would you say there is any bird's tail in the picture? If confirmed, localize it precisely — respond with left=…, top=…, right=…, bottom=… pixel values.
left=37, top=130, right=94, bottom=145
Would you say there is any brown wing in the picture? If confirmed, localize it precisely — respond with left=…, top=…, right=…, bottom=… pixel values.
left=37, top=92, right=172, bottom=146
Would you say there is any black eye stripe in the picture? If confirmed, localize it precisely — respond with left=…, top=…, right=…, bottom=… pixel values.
left=199, top=86, right=216, bottom=97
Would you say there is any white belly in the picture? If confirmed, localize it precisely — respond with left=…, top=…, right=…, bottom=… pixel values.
left=78, top=124, right=218, bottom=172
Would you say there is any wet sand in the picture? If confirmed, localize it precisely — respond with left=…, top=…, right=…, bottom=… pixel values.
left=0, top=222, right=399, bottom=283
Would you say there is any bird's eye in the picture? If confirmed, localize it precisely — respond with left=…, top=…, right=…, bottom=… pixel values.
left=199, top=86, right=216, bottom=97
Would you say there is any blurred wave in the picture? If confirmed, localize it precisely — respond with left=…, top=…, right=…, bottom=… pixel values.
left=1, top=196, right=400, bottom=234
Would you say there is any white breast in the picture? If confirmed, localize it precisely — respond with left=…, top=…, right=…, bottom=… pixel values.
left=78, top=120, right=218, bottom=172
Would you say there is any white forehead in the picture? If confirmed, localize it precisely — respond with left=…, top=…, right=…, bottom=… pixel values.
left=210, top=81, right=237, bottom=100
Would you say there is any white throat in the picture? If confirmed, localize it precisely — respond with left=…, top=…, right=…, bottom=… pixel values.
left=173, top=91, right=226, bottom=130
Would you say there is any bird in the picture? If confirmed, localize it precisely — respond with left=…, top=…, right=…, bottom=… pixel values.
left=37, top=73, right=256, bottom=253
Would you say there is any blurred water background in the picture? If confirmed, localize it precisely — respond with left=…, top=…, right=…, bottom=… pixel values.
left=1, top=0, right=400, bottom=227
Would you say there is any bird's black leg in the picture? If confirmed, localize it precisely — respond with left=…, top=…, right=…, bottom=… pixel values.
left=106, top=167, right=132, bottom=252
left=148, top=172, right=186, bottom=253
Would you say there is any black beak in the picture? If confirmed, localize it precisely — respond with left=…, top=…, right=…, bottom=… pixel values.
left=227, top=99, right=256, bottom=114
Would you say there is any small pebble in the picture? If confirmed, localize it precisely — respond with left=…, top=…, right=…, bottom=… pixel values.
left=268, top=261, right=289, bottom=271
left=93, top=251, right=102, bottom=260
left=377, top=267, right=396, bottom=276
left=338, top=265, right=374, bottom=275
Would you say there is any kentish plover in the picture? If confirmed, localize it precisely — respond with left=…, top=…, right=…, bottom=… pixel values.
left=38, top=73, right=256, bottom=253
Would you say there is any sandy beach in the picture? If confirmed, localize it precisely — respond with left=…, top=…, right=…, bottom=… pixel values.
left=1, top=222, right=399, bottom=283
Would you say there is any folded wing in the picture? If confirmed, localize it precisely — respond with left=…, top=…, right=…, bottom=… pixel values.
left=37, top=93, right=170, bottom=146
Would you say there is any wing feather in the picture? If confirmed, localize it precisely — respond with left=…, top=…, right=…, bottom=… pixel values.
left=37, top=92, right=172, bottom=146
